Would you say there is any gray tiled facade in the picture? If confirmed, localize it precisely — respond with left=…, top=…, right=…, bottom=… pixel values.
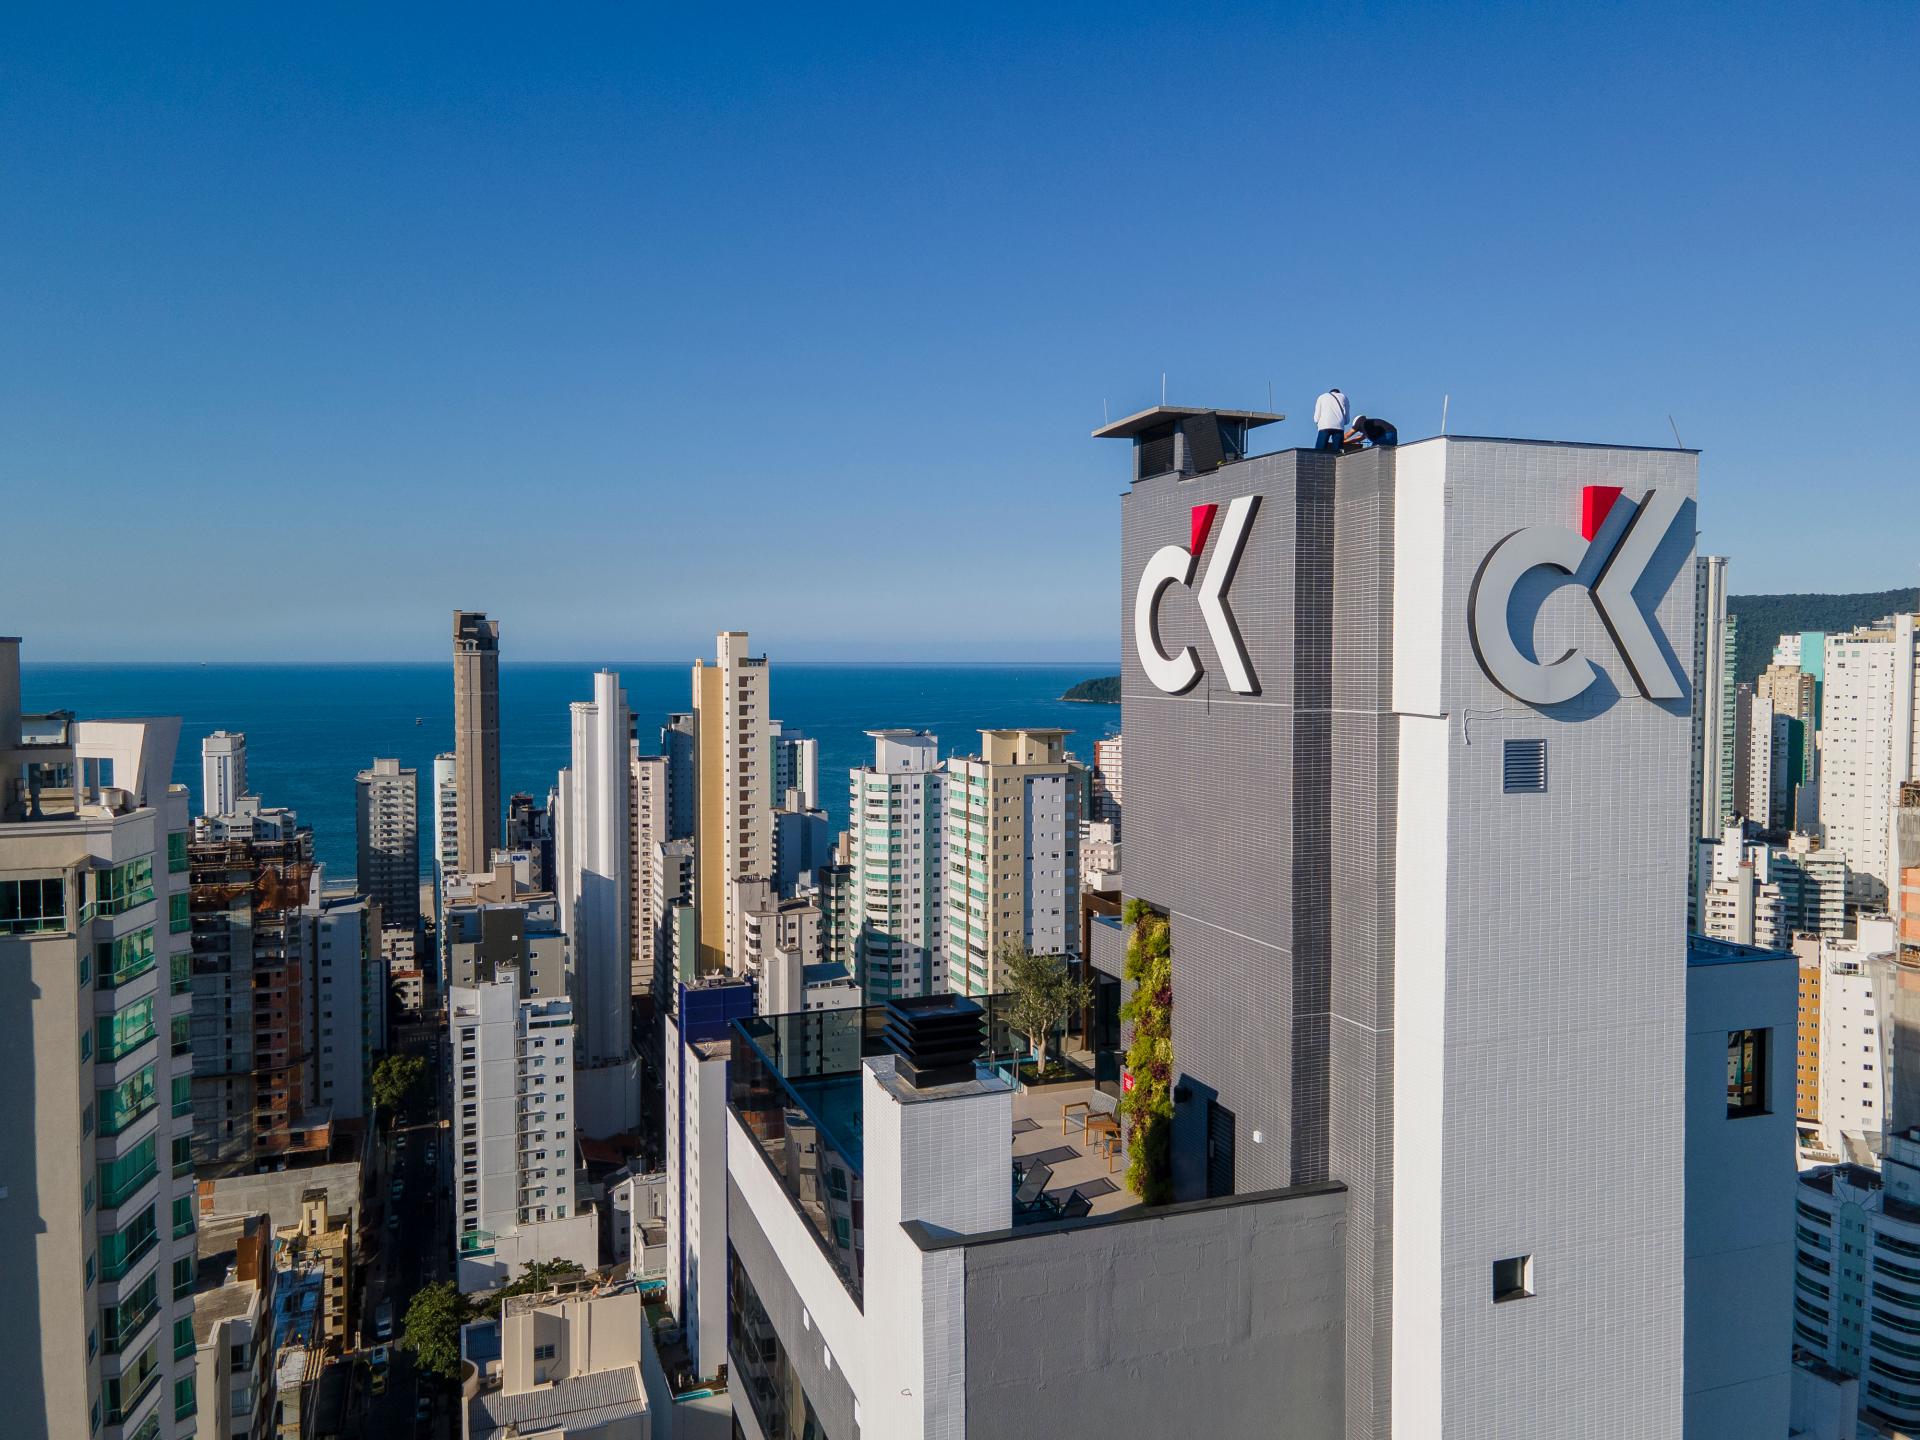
left=1121, top=443, right=1399, bottom=1439
left=1122, top=432, right=1699, bottom=1440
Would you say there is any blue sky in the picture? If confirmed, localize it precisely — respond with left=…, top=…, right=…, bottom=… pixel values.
left=4, top=2, right=1915, bottom=661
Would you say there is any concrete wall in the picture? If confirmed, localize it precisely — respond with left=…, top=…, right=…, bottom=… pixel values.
left=1684, top=947, right=1796, bottom=1438
left=958, top=1183, right=1347, bottom=1439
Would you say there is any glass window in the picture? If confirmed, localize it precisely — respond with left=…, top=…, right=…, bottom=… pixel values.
left=170, top=950, right=189, bottom=995
left=99, top=1204, right=158, bottom=1281
left=98, top=1137, right=157, bottom=1208
left=0, top=875, right=67, bottom=934
left=97, top=996, right=157, bottom=1062
left=172, top=1317, right=194, bottom=1362
left=97, top=1064, right=158, bottom=1136
left=96, top=927, right=157, bottom=989
left=168, top=892, right=190, bottom=935
left=171, top=1195, right=194, bottom=1240
left=170, top=1074, right=191, bottom=1117
left=170, top=1134, right=193, bottom=1178
left=171, top=1013, right=191, bottom=1056
left=1728, top=1029, right=1770, bottom=1118
left=172, top=1375, right=195, bottom=1423
left=167, top=832, right=188, bottom=874
left=90, top=858, right=154, bottom=919
left=171, top=1254, right=193, bottom=1300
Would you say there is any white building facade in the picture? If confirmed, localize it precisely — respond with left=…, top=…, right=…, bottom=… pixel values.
left=450, top=973, right=595, bottom=1291
left=850, top=729, right=945, bottom=1000
left=555, top=669, right=640, bottom=1137
left=1821, top=615, right=1920, bottom=906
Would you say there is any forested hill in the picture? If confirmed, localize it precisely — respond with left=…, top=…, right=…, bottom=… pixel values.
left=1729, top=589, right=1920, bottom=686
left=1061, top=675, right=1120, bottom=703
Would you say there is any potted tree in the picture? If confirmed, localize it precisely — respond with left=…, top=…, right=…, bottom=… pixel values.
left=1001, top=944, right=1093, bottom=1087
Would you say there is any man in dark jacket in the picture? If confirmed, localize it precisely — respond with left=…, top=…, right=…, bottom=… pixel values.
left=1347, top=415, right=1398, bottom=448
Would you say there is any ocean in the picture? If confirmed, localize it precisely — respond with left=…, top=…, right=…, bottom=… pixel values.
left=20, top=662, right=1120, bottom=878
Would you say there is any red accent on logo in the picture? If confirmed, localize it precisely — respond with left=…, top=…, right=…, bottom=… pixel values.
left=1190, top=503, right=1218, bottom=555
left=1121, top=1069, right=1135, bottom=1094
left=1581, top=486, right=1623, bottom=541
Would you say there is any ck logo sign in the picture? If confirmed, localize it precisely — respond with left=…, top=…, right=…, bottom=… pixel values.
left=1468, top=485, right=1687, bottom=706
left=1135, top=496, right=1260, bottom=695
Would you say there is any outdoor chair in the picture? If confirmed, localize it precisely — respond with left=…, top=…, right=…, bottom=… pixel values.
left=1013, top=1160, right=1054, bottom=1214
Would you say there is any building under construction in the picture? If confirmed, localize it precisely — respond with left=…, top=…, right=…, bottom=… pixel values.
left=188, top=825, right=323, bottom=1171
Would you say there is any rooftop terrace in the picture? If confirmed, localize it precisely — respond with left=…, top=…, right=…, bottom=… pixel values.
left=730, top=997, right=1138, bottom=1302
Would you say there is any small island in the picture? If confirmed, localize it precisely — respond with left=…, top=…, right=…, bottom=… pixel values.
left=1061, top=675, right=1120, bottom=704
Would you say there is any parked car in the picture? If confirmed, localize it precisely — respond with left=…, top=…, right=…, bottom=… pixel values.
left=370, top=1344, right=390, bottom=1371
left=374, top=1300, right=394, bottom=1340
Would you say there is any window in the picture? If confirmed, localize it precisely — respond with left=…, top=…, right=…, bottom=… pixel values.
left=1493, top=1254, right=1535, bottom=1303
left=90, top=857, right=154, bottom=918
left=167, top=832, right=188, bottom=874
left=171, top=1255, right=193, bottom=1300
left=168, top=892, right=190, bottom=935
left=0, top=875, right=67, bottom=934
left=96, top=927, right=157, bottom=989
left=533, top=1343, right=556, bottom=1361
left=172, top=1317, right=194, bottom=1362
left=1502, top=739, right=1547, bottom=794
left=171, top=1195, right=194, bottom=1240
left=1728, top=1029, right=1770, bottom=1117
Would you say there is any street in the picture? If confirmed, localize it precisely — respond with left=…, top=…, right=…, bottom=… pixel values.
left=349, top=1014, right=457, bottom=1438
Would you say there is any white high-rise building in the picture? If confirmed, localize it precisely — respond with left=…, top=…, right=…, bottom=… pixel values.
left=1699, top=823, right=1848, bottom=950
left=201, top=729, right=248, bottom=819
left=433, top=752, right=458, bottom=878
left=1820, top=614, right=1920, bottom=906
left=354, top=756, right=419, bottom=934
left=449, top=968, right=595, bottom=1291
left=0, top=641, right=202, bottom=1440
left=629, top=751, right=668, bottom=1001
left=771, top=720, right=820, bottom=812
left=649, top=837, right=694, bottom=998
left=1745, top=693, right=1792, bottom=830
left=555, top=669, right=639, bottom=1137
left=1812, top=915, right=1898, bottom=1163
left=692, top=632, right=773, bottom=975
left=308, top=878, right=375, bottom=1122
left=850, top=729, right=945, bottom=999
left=1692, top=556, right=1736, bottom=845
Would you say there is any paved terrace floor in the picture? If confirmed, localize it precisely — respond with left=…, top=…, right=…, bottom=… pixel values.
left=1010, top=1082, right=1141, bottom=1220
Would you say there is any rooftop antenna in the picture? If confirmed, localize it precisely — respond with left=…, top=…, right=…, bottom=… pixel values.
left=1103, top=398, right=1109, bottom=425
left=1161, top=372, right=1167, bottom=406
left=1668, top=414, right=1685, bottom=448
left=1267, top=380, right=1274, bottom=413
left=1441, top=394, right=1450, bottom=435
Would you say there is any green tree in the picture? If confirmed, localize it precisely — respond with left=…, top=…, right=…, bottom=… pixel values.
left=1001, top=944, right=1093, bottom=1074
left=371, top=1053, right=427, bottom=1118
left=1120, top=900, right=1173, bottom=1204
left=401, top=1281, right=471, bottom=1381
left=477, top=1258, right=589, bottom=1320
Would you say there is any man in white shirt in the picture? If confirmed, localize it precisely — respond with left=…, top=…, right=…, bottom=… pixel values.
left=1313, top=388, right=1349, bottom=451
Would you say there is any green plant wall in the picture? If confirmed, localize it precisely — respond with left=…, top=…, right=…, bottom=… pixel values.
left=1120, top=898, right=1173, bottom=1203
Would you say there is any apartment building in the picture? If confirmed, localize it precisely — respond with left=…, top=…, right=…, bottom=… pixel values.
left=1090, top=732, right=1123, bottom=836
left=1759, top=662, right=1819, bottom=828
left=1693, top=555, right=1737, bottom=843
left=307, top=882, right=374, bottom=1123
left=770, top=720, right=819, bottom=813
left=630, top=751, right=669, bottom=1000
left=450, top=965, right=594, bottom=1292
left=460, top=1281, right=651, bottom=1440
left=941, top=729, right=1081, bottom=996
left=1795, top=1131, right=1920, bottom=1428
left=0, top=640, right=203, bottom=1440
left=432, top=752, right=458, bottom=881
left=1821, top=614, right=1920, bottom=906
left=553, top=670, right=640, bottom=1138
left=849, top=729, right=945, bottom=999
left=201, top=732, right=248, bottom=821
left=692, top=632, right=773, bottom=975
left=353, top=757, right=418, bottom=935
left=453, top=611, right=502, bottom=875
left=190, top=1212, right=276, bottom=1440
left=1699, top=822, right=1849, bottom=950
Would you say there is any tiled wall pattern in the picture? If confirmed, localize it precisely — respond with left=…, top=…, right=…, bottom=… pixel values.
left=1122, top=434, right=1696, bottom=1440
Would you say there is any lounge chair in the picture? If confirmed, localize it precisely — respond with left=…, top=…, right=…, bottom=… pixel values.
left=1014, top=1160, right=1053, bottom=1214
left=1055, top=1190, right=1093, bottom=1220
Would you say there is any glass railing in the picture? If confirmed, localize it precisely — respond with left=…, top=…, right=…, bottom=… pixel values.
left=97, top=929, right=157, bottom=990
left=97, top=998, right=157, bottom=1063
left=98, top=1065, right=158, bottom=1137
left=105, top=1347, right=162, bottom=1424
left=103, top=1276, right=160, bottom=1354
left=99, top=1138, right=158, bottom=1209
left=99, top=1205, right=159, bottom=1282
left=728, top=995, right=1026, bottom=1305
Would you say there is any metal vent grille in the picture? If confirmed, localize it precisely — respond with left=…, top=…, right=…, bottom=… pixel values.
left=1503, top=739, right=1547, bottom=794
